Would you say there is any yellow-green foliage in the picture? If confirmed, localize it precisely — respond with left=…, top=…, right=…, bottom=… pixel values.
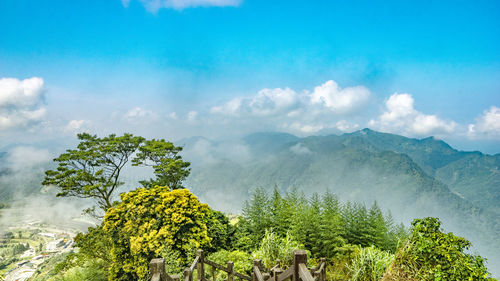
left=207, top=250, right=253, bottom=280
left=103, top=187, right=212, bottom=281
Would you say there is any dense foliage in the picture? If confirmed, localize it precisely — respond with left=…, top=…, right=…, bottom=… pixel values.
left=384, top=217, right=495, bottom=281
left=132, top=139, right=191, bottom=189
left=102, top=187, right=215, bottom=280
left=42, top=134, right=191, bottom=214
left=43, top=133, right=145, bottom=212
left=236, top=187, right=406, bottom=259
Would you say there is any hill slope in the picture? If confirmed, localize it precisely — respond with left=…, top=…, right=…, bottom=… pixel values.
left=184, top=129, right=500, bottom=273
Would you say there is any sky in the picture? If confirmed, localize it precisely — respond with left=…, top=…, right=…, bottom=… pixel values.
left=0, top=0, right=499, bottom=153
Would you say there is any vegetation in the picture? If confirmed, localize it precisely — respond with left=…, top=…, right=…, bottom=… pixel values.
left=103, top=187, right=216, bottom=280
left=347, top=246, right=393, bottom=281
left=42, top=134, right=191, bottom=214
left=132, top=139, right=191, bottom=189
left=185, top=130, right=500, bottom=270
left=383, top=217, right=495, bottom=281
left=12, top=132, right=496, bottom=281
left=42, top=133, right=145, bottom=212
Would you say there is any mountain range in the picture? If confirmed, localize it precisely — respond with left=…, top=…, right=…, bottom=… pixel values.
left=183, top=129, right=500, bottom=273
left=1, top=129, right=499, bottom=273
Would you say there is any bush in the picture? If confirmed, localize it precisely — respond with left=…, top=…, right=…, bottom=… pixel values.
left=207, top=250, right=253, bottom=280
left=383, top=217, right=496, bottom=281
left=49, top=262, right=108, bottom=281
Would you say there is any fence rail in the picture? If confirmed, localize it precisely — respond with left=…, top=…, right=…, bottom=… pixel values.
left=150, top=250, right=326, bottom=281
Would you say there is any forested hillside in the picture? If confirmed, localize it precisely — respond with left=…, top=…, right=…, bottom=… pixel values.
left=184, top=129, right=500, bottom=274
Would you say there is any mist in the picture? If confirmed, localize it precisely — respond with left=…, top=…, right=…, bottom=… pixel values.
left=1, top=131, right=498, bottom=277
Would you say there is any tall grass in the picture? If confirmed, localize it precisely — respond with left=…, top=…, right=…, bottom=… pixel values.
left=347, top=246, right=394, bottom=281
left=252, top=229, right=305, bottom=268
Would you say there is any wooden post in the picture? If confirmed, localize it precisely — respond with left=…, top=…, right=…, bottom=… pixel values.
left=319, top=258, right=326, bottom=281
left=197, top=250, right=205, bottom=281
left=185, top=268, right=193, bottom=281
left=151, top=258, right=166, bottom=281
left=211, top=265, right=216, bottom=281
left=227, top=261, right=234, bottom=281
left=292, top=250, right=307, bottom=281
left=273, top=268, right=283, bottom=281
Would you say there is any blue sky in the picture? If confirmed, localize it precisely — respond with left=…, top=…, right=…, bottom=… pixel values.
left=0, top=0, right=499, bottom=153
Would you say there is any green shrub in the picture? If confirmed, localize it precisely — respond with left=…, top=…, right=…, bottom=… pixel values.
left=48, top=261, right=108, bottom=281
left=383, top=217, right=496, bottom=281
left=207, top=250, right=253, bottom=280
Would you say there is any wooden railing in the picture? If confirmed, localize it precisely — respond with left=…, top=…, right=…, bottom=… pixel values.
left=150, top=250, right=325, bottom=281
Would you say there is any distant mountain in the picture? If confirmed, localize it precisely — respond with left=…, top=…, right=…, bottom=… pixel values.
left=340, top=128, right=500, bottom=216
left=184, top=129, right=500, bottom=272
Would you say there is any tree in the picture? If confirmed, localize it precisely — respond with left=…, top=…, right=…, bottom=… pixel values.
left=238, top=187, right=272, bottom=250
left=42, top=133, right=144, bottom=212
left=103, top=187, right=214, bottom=281
left=132, top=139, right=191, bottom=190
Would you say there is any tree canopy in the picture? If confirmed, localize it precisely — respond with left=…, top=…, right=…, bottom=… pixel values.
left=42, top=133, right=144, bottom=212
left=103, top=187, right=214, bottom=281
left=42, top=133, right=190, bottom=214
left=132, top=139, right=191, bottom=190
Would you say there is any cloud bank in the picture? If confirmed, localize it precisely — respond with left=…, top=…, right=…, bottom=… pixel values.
left=0, top=77, right=46, bottom=131
left=468, top=106, right=500, bottom=139
left=210, top=80, right=371, bottom=134
left=369, top=93, right=457, bottom=136
left=2, top=76, right=498, bottom=155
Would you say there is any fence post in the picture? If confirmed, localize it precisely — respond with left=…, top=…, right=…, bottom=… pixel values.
left=292, top=250, right=306, bottom=281
left=211, top=265, right=216, bottom=281
left=151, top=258, right=166, bottom=281
left=273, top=268, right=283, bottom=281
left=197, top=250, right=205, bottom=281
left=227, top=261, right=234, bottom=281
left=185, top=268, right=193, bottom=281
left=319, top=258, right=326, bottom=281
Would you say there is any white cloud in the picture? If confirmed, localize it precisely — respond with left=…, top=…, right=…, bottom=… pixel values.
left=468, top=106, right=500, bottom=139
left=6, top=146, right=51, bottom=172
left=211, top=80, right=370, bottom=120
left=370, top=93, right=456, bottom=136
left=290, top=143, right=312, bottom=155
left=210, top=80, right=372, bottom=135
left=129, top=0, right=241, bottom=12
left=169, top=112, right=178, bottom=119
left=211, top=87, right=299, bottom=117
left=123, top=107, right=158, bottom=123
left=285, top=122, right=324, bottom=134
left=0, top=77, right=46, bottom=130
left=65, top=119, right=91, bottom=133
left=187, top=111, right=198, bottom=121
left=335, top=120, right=359, bottom=132
left=310, top=80, right=371, bottom=114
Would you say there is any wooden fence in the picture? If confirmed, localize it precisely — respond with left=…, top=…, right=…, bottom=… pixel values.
left=150, top=250, right=326, bottom=281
